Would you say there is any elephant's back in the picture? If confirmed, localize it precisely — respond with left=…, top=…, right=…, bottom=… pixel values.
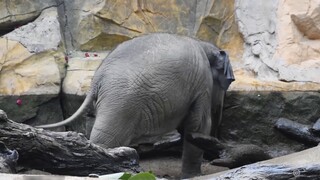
left=105, top=33, right=201, bottom=66
left=98, top=33, right=210, bottom=95
left=94, top=33, right=212, bottom=107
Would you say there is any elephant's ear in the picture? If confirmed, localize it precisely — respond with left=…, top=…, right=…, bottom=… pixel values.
left=209, top=50, right=235, bottom=137
left=210, top=51, right=235, bottom=90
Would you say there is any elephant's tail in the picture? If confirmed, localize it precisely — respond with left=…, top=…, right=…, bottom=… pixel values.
left=36, top=94, right=94, bottom=129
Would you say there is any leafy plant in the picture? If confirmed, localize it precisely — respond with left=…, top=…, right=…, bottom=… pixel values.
left=119, top=172, right=156, bottom=180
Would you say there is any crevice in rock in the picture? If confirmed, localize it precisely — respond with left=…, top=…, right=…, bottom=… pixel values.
left=55, top=0, right=70, bottom=54
left=94, top=15, right=143, bottom=34
left=0, top=16, right=38, bottom=37
left=0, top=3, right=61, bottom=37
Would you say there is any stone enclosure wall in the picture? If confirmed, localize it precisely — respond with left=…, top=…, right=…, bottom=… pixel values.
left=0, top=0, right=319, bottom=156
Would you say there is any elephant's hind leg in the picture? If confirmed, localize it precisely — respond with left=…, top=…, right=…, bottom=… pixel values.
left=181, top=94, right=212, bottom=178
left=89, top=114, right=134, bottom=148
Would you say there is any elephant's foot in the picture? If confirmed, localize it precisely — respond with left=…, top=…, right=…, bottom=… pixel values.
left=187, top=133, right=271, bottom=168
left=211, top=144, right=271, bottom=168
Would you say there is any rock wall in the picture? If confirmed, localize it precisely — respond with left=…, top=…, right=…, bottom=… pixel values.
left=0, top=0, right=319, bottom=153
left=232, top=0, right=320, bottom=91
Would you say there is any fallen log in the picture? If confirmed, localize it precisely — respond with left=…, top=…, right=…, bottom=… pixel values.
left=0, top=109, right=140, bottom=176
left=195, top=145, right=320, bottom=179
left=0, top=142, right=18, bottom=173
left=274, top=118, right=320, bottom=146
left=202, top=164, right=320, bottom=179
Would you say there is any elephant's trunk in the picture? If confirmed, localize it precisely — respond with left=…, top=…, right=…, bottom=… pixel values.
left=36, top=95, right=94, bottom=129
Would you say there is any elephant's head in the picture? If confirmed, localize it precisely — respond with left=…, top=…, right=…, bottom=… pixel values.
left=207, top=50, right=235, bottom=90
left=200, top=41, right=235, bottom=137
left=199, top=41, right=235, bottom=90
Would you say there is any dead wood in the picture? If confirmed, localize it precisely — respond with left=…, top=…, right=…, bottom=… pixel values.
left=0, top=109, right=140, bottom=176
left=274, top=118, right=320, bottom=146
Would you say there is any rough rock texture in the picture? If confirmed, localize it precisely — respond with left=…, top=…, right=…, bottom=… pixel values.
left=274, top=0, right=320, bottom=84
left=61, top=0, right=242, bottom=57
left=190, top=0, right=244, bottom=61
left=221, top=91, right=320, bottom=157
left=0, top=95, right=64, bottom=132
left=291, top=6, right=320, bottom=40
left=0, top=0, right=57, bottom=36
left=0, top=0, right=319, bottom=92
left=235, top=0, right=279, bottom=80
left=62, top=58, right=103, bottom=96
left=0, top=38, right=61, bottom=95
left=234, top=0, right=320, bottom=87
left=4, top=7, right=62, bottom=53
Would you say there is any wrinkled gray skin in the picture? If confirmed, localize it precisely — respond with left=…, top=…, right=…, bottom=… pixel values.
left=37, top=33, right=234, bottom=178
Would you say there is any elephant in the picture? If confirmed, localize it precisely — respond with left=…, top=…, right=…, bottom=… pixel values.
left=37, top=33, right=235, bottom=178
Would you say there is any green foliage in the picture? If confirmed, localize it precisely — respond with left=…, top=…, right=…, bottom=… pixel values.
left=119, top=172, right=132, bottom=180
left=119, top=172, right=156, bottom=180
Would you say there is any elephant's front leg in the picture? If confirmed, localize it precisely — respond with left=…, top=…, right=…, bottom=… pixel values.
left=181, top=95, right=212, bottom=179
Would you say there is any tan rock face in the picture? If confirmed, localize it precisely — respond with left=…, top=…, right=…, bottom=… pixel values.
left=196, top=0, right=244, bottom=61
left=291, top=6, right=320, bottom=40
left=0, top=5, right=64, bottom=96
left=63, top=57, right=103, bottom=96
left=274, top=0, right=320, bottom=84
left=0, top=38, right=61, bottom=95
left=64, top=0, right=243, bottom=56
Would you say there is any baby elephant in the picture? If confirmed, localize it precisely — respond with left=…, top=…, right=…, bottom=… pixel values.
left=38, top=33, right=234, bottom=178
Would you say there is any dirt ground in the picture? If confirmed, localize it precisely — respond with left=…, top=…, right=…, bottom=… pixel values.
left=140, top=155, right=228, bottom=179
